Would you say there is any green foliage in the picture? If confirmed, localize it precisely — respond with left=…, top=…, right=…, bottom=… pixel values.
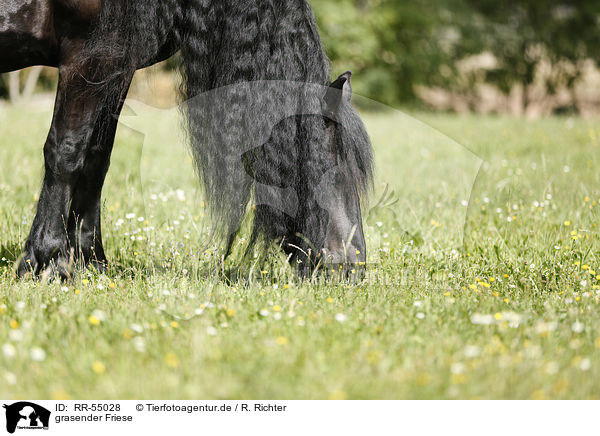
left=311, top=0, right=600, bottom=108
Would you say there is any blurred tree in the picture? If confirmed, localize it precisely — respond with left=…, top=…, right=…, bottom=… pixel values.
left=455, top=0, right=600, bottom=109
left=312, top=0, right=460, bottom=105
left=312, top=0, right=600, bottom=109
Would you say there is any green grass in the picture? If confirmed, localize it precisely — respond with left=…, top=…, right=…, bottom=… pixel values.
left=1, top=99, right=600, bottom=399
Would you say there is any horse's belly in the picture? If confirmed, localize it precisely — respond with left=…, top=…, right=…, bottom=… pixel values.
left=0, top=0, right=58, bottom=71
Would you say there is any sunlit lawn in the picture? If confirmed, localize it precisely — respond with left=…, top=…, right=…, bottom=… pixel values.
left=0, top=97, right=599, bottom=399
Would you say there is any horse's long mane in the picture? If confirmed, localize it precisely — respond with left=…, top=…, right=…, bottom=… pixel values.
left=77, top=0, right=372, bottom=251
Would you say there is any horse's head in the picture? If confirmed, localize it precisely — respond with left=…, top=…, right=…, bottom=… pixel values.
left=242, top=72, right=372, bottom=276
left=315, top=71, right=372, bottom=272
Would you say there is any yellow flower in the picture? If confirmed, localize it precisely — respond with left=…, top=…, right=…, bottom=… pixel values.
left=494, top=313, right=502, bottom=320
left=582, top=265, right=589, bottom=270
left=564, top=221, right=571, bottom=226
left=109, top=282, right=116, bottom=289
left=170, top=321, right=179, bottom=328
left=82, top=279, right=89, bottom=285
left=451, top=374, right=466, bottom=385
left=165, top=353, right=179, bottom=368
left=122, top=329, right=133, bottom=339
left=88, top=315, right=100, bottom=325
left=51, top=389, right=71, bottom=400
left=226, top=308, right=235, bottom=317
left=276, top=336, right=288, bottom=346
left=92, top=361, right=106, bottom=374
left=530, top=390, right=546, bottom=400
left=9, top=319, right=18, bottom=329
left=272, top=305, right=281, bottom=312
left=326, top=297, right=333, bottom=303
left=328, top=390, right=347, bottom=400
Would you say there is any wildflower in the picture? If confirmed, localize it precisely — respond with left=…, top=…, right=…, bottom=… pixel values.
left=4, top=372, right=17, bottom=386
left=9, top=320, right=18, bottom=329
left=572, top=321, right=584, bottom=333
left=30, top=347, right=46, bottom=362
left=133, top=337, right=146, bottom=352
left=415, top=312, right=425, bottom=319
left=326, top=297, right=333, bottom=303
left=226, top=308, right=235, bottom=317
left=165, top=353, right=179, bottom=368
left=450, top=362, right=465, bottom=374
left=470, top=314, right=494, bottom=325
left=328, top=390, right=347, bottom=400
left=580, top=358, right=591, bottom=371
left=2, top=344, right=16, bottom=359
left=170, top=321, right=179, bottom=329
left=51, top=389, right=70, bottom=400
left=88, top=315, right=100, bottom=326
left=335, top=313, right=348, bottom=323
left=92, top=361, right=106, bottom=374
left=276, top=336, right=288, bottom=346
left=463, top=345, right=481, bottom=358
left=8, top=330, right=23, bottom=342
left=272, top=305, right=281, bottom=312
left=92, top=310, right=106, bottom=321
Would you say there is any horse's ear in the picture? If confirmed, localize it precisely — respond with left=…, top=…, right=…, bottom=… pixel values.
left=323, top=71, right=352, bottom=117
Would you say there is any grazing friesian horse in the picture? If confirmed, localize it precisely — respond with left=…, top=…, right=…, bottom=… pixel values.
left=0, top=0, right=373, bottom=277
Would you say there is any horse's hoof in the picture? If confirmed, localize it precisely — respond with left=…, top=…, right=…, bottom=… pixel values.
left=16, top=248, right=75, bottom=281
left=16, top=254, right=37, bottom=278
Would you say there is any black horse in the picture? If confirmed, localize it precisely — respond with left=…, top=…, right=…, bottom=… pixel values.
left=0, top=0, right=373, bottom=278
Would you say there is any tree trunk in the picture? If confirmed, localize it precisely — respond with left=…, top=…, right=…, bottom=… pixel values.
left=8, top=71, right=20, bottom=104
left=7, top=67, right=44, bottom=104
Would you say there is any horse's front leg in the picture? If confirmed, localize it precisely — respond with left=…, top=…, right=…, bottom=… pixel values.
left=67, top=83, right=131, bottom=273
left=17, top=68, right=127, bottom=278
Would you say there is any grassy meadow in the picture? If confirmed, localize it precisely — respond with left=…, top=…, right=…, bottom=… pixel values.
left=0, top=96, right=599, bottom=399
